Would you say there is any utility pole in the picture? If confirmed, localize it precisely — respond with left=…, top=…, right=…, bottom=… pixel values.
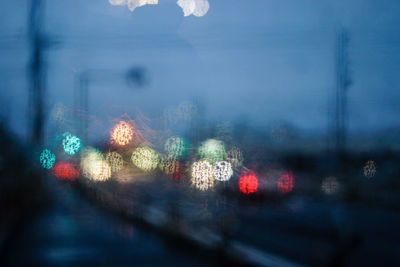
left=334, top=28, right=352, bottom=153
left=28, top=0, right=46, bottom=146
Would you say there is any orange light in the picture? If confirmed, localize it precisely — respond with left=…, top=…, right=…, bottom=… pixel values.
left=111, top=121, right=134, bottom=146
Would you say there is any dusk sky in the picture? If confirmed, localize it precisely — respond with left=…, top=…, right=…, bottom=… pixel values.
left=1, top=0, right=400, bottom=140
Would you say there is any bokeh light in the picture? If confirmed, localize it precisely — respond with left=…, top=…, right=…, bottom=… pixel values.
left=321, top=176, right=340, bottom=195
left=111, top=121, right=134, bottom=146
left=198, top=139, right=226, bottom=163
left=109, top=0, right=126, bottom=6
left=164, top=136, right=187, bottom=158
left=363, top=160, right=376, bottom=178
left=177, top=0, right=209, bottom=17
left=40, top=149, right=56, bottom=169
left=213, top=161, right=233, bottom=182
left=131, top=147, right=159, bottom=172
left=62, top=133, right=82, bottom=156
left=127, top=0, right=158, bottom=12
left=226, top=147, right=244, bottom=169
left=53, top=162, right=79, bottom=180
left=81, top=148, right=111, bottom=181
left=160, top=156, right=185, bottom=180
left=191, top=160, right=214, bottom=191
left=239, top=170, right=258, bottom=194
left=277, top=172, right=294, bottom=193
left=105, top=151, right=124, bottom=173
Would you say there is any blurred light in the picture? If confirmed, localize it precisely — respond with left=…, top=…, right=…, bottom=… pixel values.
left=239, top=170, right=258, bottom=194
left=177, top=0, right=209, bottom=17
left=109, top=0, right=127, bottom=5
left=131, top=147, right=159, bottom=172
left=105, top=151, right=124, bottom=173
left=62, top=133, right=82, bottom=156
left=277, top=172, right=294, bottom=193
left=198, top=139, right=226, bottom=163
left=213, top=161, right=233, bottom=182
left=321, top=176, right=340, bottom=195
left=111, top=121, right=134, bottom=146
left=81, top=148, right=111, bottom=181
left=53, top=162, right=79, bottom=180
left=191, top=160, right=214, bottom=191
left=363, top=160, right=376, bottom=178
left=164, top=136, right=187, bottom=158
left=160, top=156, right=185, bottom=180
left=226, top=147, right=244, bottom=169
left=40, top=149, right=56, bottom=169
left=127, top=0, right=158, bottom=12
left=177, top=0, right=195, bottom=16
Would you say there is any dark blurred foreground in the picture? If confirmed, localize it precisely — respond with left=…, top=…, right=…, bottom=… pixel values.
left=0, top=124, right=399, bottom=267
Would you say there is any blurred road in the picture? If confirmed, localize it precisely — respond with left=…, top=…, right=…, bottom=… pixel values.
left=1, top=178, right=201, bottom=266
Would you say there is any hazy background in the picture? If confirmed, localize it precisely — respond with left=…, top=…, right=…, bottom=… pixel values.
left=1, top=0, right=400, bottom=146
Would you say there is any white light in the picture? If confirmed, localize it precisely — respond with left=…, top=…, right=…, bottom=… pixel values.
left=109, top=0, right=127, bottom=6
left=177, top=0, right=209, bottom=17
left=177, top=0, right=195, bottom=17
left=213, top=161, right=233, bottom=182
left=191, top=160, right=214, bottom=191
left=127, top=0, right=158, bottom=12
left=81, top=148, right=112, bottom=182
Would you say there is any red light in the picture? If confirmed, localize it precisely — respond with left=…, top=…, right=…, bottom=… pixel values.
left=53, top=162, right=79, bottom=180
left=239, top=170, right=258, bottom=194
left=277, top=172, right=294, bottom=193
left=169, top=161, right=185, bottom=181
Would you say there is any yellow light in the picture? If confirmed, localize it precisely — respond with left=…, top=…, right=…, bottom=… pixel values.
left=191, top=160, right=214, bottom=191
left=131, top=147, right=159, bottom=172
left=105, top=151, right=124, bottom=173
left=81, top=148, right=111, bottom=181
left=213, top=161, right=233, bottom=182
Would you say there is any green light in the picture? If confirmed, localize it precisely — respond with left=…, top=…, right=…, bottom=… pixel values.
left=164, top=136, right=188, bottom=158
left=62, top=133, right=82, bottom=156
left=40, top=149, right=56, bottom=169
left=198, top=139, right=226, bottom=163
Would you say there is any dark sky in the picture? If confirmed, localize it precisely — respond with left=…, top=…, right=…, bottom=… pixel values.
left=1, top=0, right=400, bottom=140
